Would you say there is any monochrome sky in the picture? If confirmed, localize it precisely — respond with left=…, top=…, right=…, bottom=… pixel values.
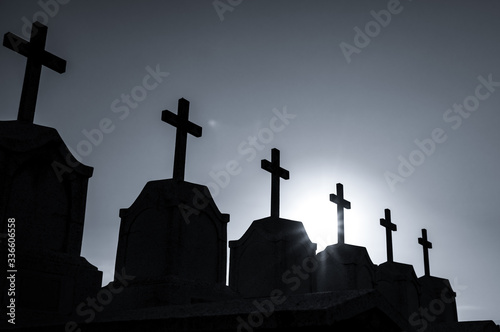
left=1, top=0, right=499, bottom=323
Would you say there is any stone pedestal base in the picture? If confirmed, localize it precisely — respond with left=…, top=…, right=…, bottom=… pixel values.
left=1, top=248, right=102, bottom=327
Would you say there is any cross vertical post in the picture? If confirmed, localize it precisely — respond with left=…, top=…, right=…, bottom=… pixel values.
left=261, top=148, right=289, bottom=218
left=161, top=98, right=202, bottom=181
left=330, top=183, right=351, bottom=244
left=418, top=228, right=433, bottom=277
left=380, top=208, right=397, bottom=263
left=3, top=21, right=67, bottom=123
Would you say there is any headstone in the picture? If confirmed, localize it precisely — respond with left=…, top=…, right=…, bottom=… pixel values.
left=229, top=149, right=316, bottom=298
left=375, top=209, right=421, bottom=322
left=316, top=183, right=376, bottom=292
left=376, top=262, right=422, bottom=324
left=111, top=179, right=233, bottom=307
left=0, top=22, right=101, bottom=327
left=0, top=123, right=102, bottom=325
left=416, top=229, right=458, bottom=327
left=110, top=99, right=233, bottom=308
left=418, top=275, right=458, bottom=328
left=229, top=217, right=317, bottom=298
left=315, top=243, right=376, bottom=291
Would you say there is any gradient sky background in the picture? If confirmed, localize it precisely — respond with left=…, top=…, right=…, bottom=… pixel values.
left=1, top=0, right=499, bottom=323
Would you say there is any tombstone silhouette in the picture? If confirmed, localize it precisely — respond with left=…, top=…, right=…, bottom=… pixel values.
left=0, top=18, right=493, bottom=332
left=229, top=148, right=316, bottom=298
left=0, top=22, right=101, bottom=326
left=374, top=209, right=422, bottom=324
left=111, top=98, right=232, bottom=308
left=316, top=183, right=376, bottom=292
left=416, top=229, right=458, bottom=326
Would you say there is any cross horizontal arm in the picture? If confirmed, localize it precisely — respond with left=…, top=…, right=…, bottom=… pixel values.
left=41, top=50, right=66, bottom=73
left=418, top=237, right=433, bottom=249
left=329, top=194, right=351, bottom=209
left=261, top=160, right=289, bottom=179
left=3, top=33, right=30, bottom=55
left=161, top=111, right=202, bottom=137
left=380, top=219, right=397, bottom=231
left=3, top=32, right=66, bottom=74
left=261, top=159, right=272, bottom=171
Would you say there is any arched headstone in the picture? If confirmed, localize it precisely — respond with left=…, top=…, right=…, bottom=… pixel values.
left=376, top=262, right=422, bottom=324
left=110, top=99, right=234, bottom=308
left=316, top=243, right=376, bottom=291
left=229, top=216, right=317, bottom=297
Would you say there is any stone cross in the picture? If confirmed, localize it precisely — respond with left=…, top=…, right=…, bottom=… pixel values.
left=418, top=228, right=433, bottom=276
left=261, top=148, right=289, bottom=218
left=330, top=183, right=351, bottom=244
left=161, top=98, right=202, bottom=181
left=380, top=208, right=397, bottom=263
left=3, top=21, right=66, bottom=123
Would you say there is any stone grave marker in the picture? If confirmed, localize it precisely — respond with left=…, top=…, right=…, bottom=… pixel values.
left=316, top=183, right=376, bottom=291
left=229, top=148, right=316, bottom=298
left=111, top=98, right=232, bottom=307
left=0, top=21, right=101, bottom=326
left=416, top=229, right=458, bottom=326
left=375, top=209, right=421, bottom=323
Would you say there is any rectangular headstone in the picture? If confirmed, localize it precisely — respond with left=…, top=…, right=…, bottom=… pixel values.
left=0, top=122, right=102, bottom=327
left=112, top=180, right=233, bottom=307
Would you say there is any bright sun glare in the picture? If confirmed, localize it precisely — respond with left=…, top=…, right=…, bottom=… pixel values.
left=285, top=176, right=384, bottom=257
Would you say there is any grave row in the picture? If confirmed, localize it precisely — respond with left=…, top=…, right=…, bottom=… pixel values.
left=0, top=21, right=458, bottom=329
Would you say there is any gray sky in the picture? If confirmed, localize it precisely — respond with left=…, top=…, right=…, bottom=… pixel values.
left=1, top=0, right=499, bottom=323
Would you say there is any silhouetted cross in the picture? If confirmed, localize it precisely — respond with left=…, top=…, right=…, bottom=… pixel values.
left=3, top=21, right=66, bottom=123
left=418, top=228, right=433, bottom=276
left=380, top=208, right=397, bottom=262
left=261, top=148, right=289, bottom=218
left=161, top=98, right=202, bottom=181
left=330, top=183, right=351, bottom=244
